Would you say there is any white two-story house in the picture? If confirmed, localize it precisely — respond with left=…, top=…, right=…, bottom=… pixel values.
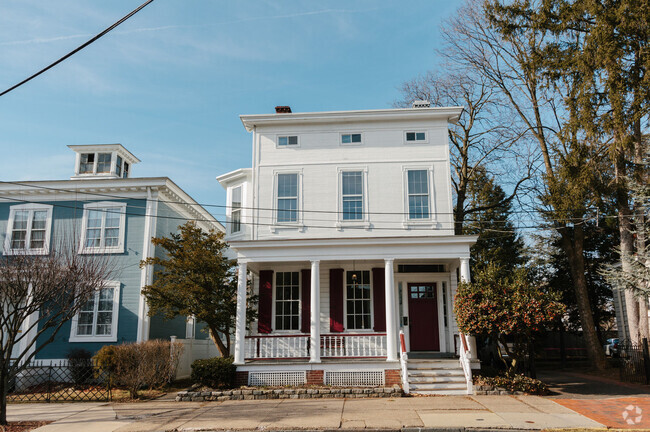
left=217, top=104, right=478, bottom=394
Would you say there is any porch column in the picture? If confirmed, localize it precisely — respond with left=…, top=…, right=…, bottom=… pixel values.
left=310, top=260, right=321, bottom=363
left=384, top=258, right=398, bottom=362
left=459, top=257, right=471, bottom=283
left=233, top=260, right=247, bottom=365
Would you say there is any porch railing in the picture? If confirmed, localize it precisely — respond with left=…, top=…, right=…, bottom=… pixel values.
left=244, top=333, right=387, bottom=360
left=321, top=333, right=387, bottom=358
left=458, top=333, right=473, bottom=395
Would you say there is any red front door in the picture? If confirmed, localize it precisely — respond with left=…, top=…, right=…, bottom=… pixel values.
left=408, top=283, right=440, bottom=351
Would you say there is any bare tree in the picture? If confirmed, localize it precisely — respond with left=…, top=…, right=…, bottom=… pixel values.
left=438, top=0, right=609, bottom=369
left=0, top=239, right=114, bottom=425
left=395, top=70, right=535, bottom=234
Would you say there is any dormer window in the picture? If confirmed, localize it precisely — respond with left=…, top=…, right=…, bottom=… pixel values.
left=97, top=153, right=112, bottom=173
left=123, top=162, right=129, bottom=178
left=115, top=156, right=123, bottom=177
left=79, top=154, right=95, bottom=174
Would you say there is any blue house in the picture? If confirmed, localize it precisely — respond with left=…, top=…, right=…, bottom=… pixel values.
left=0, top=144, right=222, bottom=363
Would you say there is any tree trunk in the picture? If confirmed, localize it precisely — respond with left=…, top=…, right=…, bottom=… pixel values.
left=0, top=372, right=8, bottom=426
left=616, top=150, right=640, bottom=341
left=208, top=325, right=229, bottom=357
left=640, top=299, right=650, bottom=341
left=454, top=188, right=467, bottom=235
left=559, top=225, right=607, bottom=370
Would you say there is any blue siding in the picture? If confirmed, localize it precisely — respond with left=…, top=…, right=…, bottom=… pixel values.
left=0, top=198, right=147, bottom=359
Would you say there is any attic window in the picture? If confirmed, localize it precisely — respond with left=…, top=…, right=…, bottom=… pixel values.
left=278, top=136, right=298, bottom=146
left=123, top=162, right=129, bottom=178
left=341, top=133, right=362, bottom=145
left=406, top=132, right=426, bottom=142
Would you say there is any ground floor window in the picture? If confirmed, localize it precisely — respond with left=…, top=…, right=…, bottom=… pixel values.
left=346, top=270, right=371, bottom=330
left=275, top=271, right=300, bottom=330
left=70, top=282, right=120, bottom=342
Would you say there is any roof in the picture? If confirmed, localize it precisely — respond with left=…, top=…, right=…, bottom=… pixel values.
left=239, top=106, right=464, bottom=131
left=0, top=177, right=223, bottom=232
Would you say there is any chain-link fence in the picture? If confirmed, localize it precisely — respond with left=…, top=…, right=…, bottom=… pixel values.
left=619, top=338, right=650, bottom=385
left=8, top=360, right=112, bottom=402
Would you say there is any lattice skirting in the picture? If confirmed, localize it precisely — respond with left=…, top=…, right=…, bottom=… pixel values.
left=325, top=370, right=385, bottom=386
left=249, top=371, right=306, bottom=386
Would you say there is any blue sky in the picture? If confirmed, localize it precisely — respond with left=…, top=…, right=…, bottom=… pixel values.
left=0, top=0, right=459, bottom=222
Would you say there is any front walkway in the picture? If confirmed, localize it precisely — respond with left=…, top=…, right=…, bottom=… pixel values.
left=8, top=395, right=603, bottom=431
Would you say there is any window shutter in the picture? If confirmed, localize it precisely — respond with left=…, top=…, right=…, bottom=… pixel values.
left=329, top=268, right=344, bottom=332
left=372, top=268, right=386, bottom=332
left=301, top=269, right=311, bottom=333
left=258, top=270, right=273, bottom=334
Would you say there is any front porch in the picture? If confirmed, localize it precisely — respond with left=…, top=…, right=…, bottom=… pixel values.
left=229, top=236, right=477, bottom=392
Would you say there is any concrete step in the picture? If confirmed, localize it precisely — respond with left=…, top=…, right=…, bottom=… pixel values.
left=408, top=375, right=466, bottom=384
left=407, top=369, right=465, bottom=377
left=409, top=388, right=469, bottom=395
left=407, top=360, right=460, bottom=370
left=410, top=382, right=469, bottom=391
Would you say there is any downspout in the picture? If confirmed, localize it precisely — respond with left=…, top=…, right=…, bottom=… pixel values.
left=137, top=187, right=158, bottom=342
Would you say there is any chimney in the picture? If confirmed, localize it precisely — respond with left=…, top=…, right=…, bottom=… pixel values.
left=275, top=106, right=292, bottom=113
left=412, top=100, right=431, bottom=108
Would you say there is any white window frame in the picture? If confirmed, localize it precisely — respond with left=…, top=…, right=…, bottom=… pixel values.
left=403, top=166, right=436, bottom=225
left=79, top=202, right=127, bottom=254
left=229, top=185, right=243, bottom=235
left=343, top=269, right=374, bottom=332
left=272, top=171, right=303, bottom=227
left=276, top=135, right=300, bottom=148
left=272, top=270, right=302, bottom=332
left=69, top=281, right=120, bottom=343
left=404, top=131, right=428, bottom=144
left=337, top=168, right=370, bottom=229
left=340, top=132, right=363, bottom=146
left=3, top=204, right=53, bottom=255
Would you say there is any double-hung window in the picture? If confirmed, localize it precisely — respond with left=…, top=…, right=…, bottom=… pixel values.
left=341, top=171, right=364, bottom=221
left=4, top=204, right=53, bottom=255
left=70, top=282, right=120, bottom=342
left=346, top=270, right=371, bottom=330
left=407, top=170, right=430, bottom=219
left=275, top=272, right=300, bottom=331
left=276, top=173, right=298, bottom=223
left=230, top=186, right=242, bottom=234
left=80, top=202, right=127, bottom=253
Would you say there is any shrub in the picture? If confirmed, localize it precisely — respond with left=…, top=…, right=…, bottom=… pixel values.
left=191, top=356, right=236, bottom=389
left=474, top=374, right=549, bottom=395
left=66, top=349, right=93, bottom=386
left=94, top=340, right=183, bottom=398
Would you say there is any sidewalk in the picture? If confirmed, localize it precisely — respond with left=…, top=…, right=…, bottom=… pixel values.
left=7, top=395, right=605, bottom=431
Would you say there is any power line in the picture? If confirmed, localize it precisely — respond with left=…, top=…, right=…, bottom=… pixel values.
left=0, top=193, right=602, bottom=233
left=0, top=0, right=155, bottom=97
left=0, top=180, right=600, bottom=224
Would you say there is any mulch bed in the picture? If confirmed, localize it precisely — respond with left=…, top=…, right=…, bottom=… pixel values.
left=0, top=421, right=52, bottom=432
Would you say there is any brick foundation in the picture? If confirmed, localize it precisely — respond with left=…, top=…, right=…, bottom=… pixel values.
left=306, top=370, right=324, bottom=385
left=234, top=371, right=249, bottom=387
left=384, top=369, right=401, bottom=386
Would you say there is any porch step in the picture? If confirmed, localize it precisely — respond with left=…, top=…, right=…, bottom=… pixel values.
left=406, top=358, right=470, bottom=395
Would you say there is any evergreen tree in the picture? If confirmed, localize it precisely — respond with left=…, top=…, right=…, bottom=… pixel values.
left=463, top=167, right=525, bottom=278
